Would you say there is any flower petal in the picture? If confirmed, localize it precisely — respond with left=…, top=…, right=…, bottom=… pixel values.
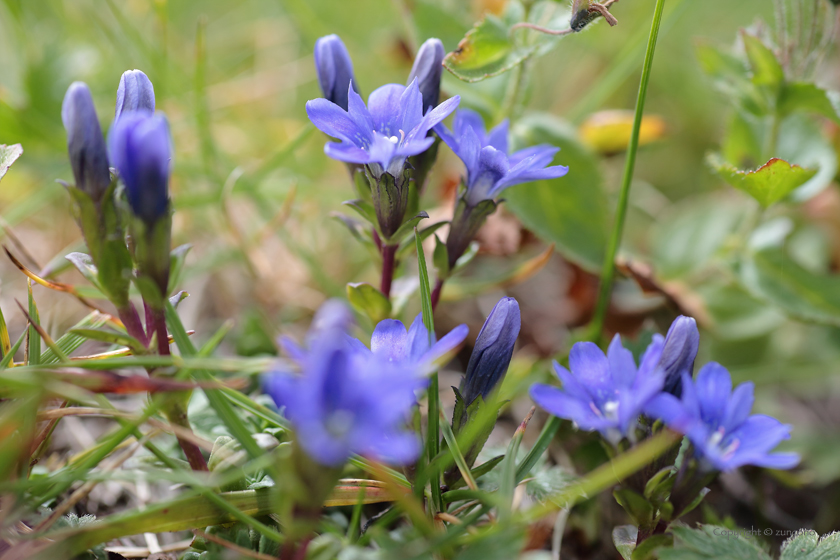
left=367, top=83, right=406, bottom=136
left=305, top=98, right=360, bottom=144
left=486, top=119, right=509, bottom=153
left=607, top=334, right=636, bottom=388
left=370, top=319, right=409, bottom=362
left=694, top=362, right=732, bottom=427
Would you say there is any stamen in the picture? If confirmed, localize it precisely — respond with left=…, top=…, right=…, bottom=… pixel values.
left=388, top=135, right=399, bottom=144
left=398, top=129, right=406, bottom=144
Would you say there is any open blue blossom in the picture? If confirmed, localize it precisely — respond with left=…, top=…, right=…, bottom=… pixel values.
left=659, top=315, right=699, bottom=397
left=435, top=109, right=569, bottom=207
left=530, top=335, right=666, bottom=444
left=314, top=34, right=358, bottom=111
left=265, top=301, right=426, bottom=467
left=305, top=79, right=460, bottom=178
left=108, top=111, right=171, bottom=224
left=461, top=297, right=520, bottom=405
left=645, top=363, right=799, bottom=472
left=62, top=82, right=111, bottom=201
left=358, top=314, right=468, bottom=376
left=115, top=69, right=155, bottom=121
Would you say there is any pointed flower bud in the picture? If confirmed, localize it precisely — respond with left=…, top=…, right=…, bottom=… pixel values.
left=115, top=69, right=155, bottom=121
left=62, top=82, right=111, bottom=201
left=107, top=111, right=172, bottom=224
left=659, top=315, right=699, bottom=397
left=314, top=34, right=359, bottom=111
left=461, top=297, right=521, bottom=405
left=407, top=38, right=445, bottom=112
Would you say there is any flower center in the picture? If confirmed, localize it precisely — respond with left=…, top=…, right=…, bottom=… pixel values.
left=325, top=409, right=355, bottom=438
left=602, top=400, right=619, bottom=421
left=708, top=427, right=741, bottom=459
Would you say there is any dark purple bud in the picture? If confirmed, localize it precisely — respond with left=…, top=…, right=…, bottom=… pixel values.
left=659, top=315, right=700, bottom=397
left=108, top=111, right=171, bottom=224
left=115, top=69, right=155, bottom=121
left=407, top=38, right=445, bottom=112
left=314, top=34, right=358, bottom=111
left=62, top=82, right=111, bottom=201
left=461, top=297, right=521, bottom=404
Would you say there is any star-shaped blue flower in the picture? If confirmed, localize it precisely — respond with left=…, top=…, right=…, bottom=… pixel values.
left=530, top=335, right=666, bottom=444
left=264, top=301, right=428, bottom=467
left=645, top=363, right=799, bottom=472
left=435, top=109, right=569, bottom=207
left=306, top=80, right=459, bottom=179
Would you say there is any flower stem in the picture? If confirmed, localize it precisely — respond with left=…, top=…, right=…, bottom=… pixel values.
left=380, top=244, right=398, bottom=299
left=588, top=0, right=667, bottom=342
left=117, top=303, right=147, bottom=345
left=430, top=278, right=444, bottom=312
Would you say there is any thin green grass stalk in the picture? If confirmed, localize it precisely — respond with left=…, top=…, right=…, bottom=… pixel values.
left=589, top=0, right=669, bottom=342
left=515, top=415, right=562, bottom=483
left=438, top=411, right=478, bottom=491
left=416, top=228, right=443, bottom=514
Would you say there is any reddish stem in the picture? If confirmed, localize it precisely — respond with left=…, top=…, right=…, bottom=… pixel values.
left=380, top=244, right=397, bottom=299
left=118, top=303, right=147, bottom=345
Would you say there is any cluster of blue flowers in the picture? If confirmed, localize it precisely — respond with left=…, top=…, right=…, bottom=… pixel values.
left=263, top=297, right=519, bottom=468
left=531, top=317, right=798, bottom=473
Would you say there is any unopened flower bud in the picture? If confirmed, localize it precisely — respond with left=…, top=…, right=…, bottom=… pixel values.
left=407, top=38, right=445, bottom=111
left=61, top=82, right=111, bottom=201
left=115, top=69, right=155, bottom=121
left=314, top=34, right=358, bottom=111
left=461, top=297, right=521, bottom=404
left=659, top=315, right=699, bottom=397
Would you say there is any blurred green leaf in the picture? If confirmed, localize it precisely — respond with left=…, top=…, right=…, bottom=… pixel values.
left=698, top=282, right=785, bottom=340
left=741, top=32, right=784, bottom=92
left=781, top=531, right=840, bottom=560
left=778, top=115, right=838, bottom=202
left=443, top=2, right=570, bottom=82
left=614, top=488, right=655, bottom=527
left=695, top=41, right=765, bottom=115
left=68, top=328, right=146, bottom=354
left=506, top=113, right=607, bottom=271
left=779, top=83, right=840, bottom=123
left=0, top=143, right=23, bottom=182
left=740, top=247, right=840, bottom=326
left=659, top=525, right=770, bottom=560
left=613, top=524, right=638, bottom=560
left=708, top=154, right=817, bottom=207
left=346, top=282, right=392, bottom=323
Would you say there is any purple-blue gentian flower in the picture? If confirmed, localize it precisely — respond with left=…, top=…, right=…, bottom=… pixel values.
left=461, top=297, right=521, bottom=405
left=436, top=109, right=569, bottom=207
left=357, top=313, right=469, bottom=376
left=530, top=335, right=666, bottom=444
left=306, top=79, right=459, bottom=179
left=115, top=69, right=155, bottom=121
left=407, top=38, right=445, bottom=112
left=265, top=300, right=426, bottom=467
left=645, top=363, right=799, bottom=472
left=62, top=82, right=111, bottom=201
left=314, top=34, right=359, bottom=112
left=108, top=111, right=172, bottom=224
left=659, top=315, right=699, bottom=397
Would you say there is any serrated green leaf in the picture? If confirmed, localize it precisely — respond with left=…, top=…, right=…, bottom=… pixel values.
left=659, top=525, right=770, bottom=560
left=346, top=282, right=392, bottom=323
left=780, top=530, right=840, bottom=560
left=740, top=247, right=840, bottom=326
left=0, top=144, right=23, bottom=182
left=779, top=83, right=840, bottom=123
left=506, top=113, right=607, bottom=271
left=708, top=154, right=817, bottom=207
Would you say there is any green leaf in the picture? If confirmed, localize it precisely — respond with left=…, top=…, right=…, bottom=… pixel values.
left=443, top=2, right=571, bottom=82
left=0, top=144, right=23, bottom=182
left=342, top=199, right=377, bottom=226
left=613, top=525, right=638, bottom=560
left=397, top=220, right=447, bottom=258
left=777, top=115, right=838, bottom=202
left=780, top=530, right=840, bottom=560
left=65, top=252, right=105, bottom=292
left=614, top=488, right=655, bottom=527
left=694, top=42, right=765, bottom=116
left=659, top=525, right=770, bottom=560
left=506, top=113, right=608, bottom=271
left=27, top=281, right=41, bottom=366
left=740, top=247, right=840, bottom=326
left=68, top=328, right=146, bottom=354
left=168, top=244, right=192, bottom=295
left=708, top=154, right=817, bottom=207
left=741, top=32, right=784, bottom=92
left=346, top=282, right=392, bottom=323
left=433, top=234, right=450, bottom=278
left=779, top=83, right=840, bottom=123
left=632, top=534, right=674, bottom=560
left=389, top=211, right=429, bottom=245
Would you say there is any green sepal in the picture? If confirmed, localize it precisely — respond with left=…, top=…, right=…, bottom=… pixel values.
left=389, top=211, right=429, bottom=246
left=446, top=197, right=498, bottom=269
left=613, top=487, right=656, bottom=528
left=342, top=199, right=378, bottom=229
left=433, top=234, right=450, bottom=279
left=368, top=167, right=410, bottom=240
left=130, top=208, right=173, bottom=307
left=352, top=165, right=372, bottom=201
left=346, top=282, right=392, bottom=323
left=406, top=136, right=440, bottom=207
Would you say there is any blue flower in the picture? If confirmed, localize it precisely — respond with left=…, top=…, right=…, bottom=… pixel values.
left=407, top=38, right=445, bottom=112
left=659, top=315, right=699, bottom=397
left=461, top=297, right=520, bottom=405
left=645, top=363, right=799, bottom=472
left=61, top=82, right=111, bottom=201
left=361, top=314, right=468, bottom=376
left=435, top=109, right=569, bottom=207
left=530, top=335, right=665, bottom=444
left=314, top=34, right=359, bottom=112
left=107, top=111, right=171, bottom=224
left=265, top=301, right=427, bottom=467
left=305, top=79, right=460, bottom=179
left=115, top=69, right=155, bottom=121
